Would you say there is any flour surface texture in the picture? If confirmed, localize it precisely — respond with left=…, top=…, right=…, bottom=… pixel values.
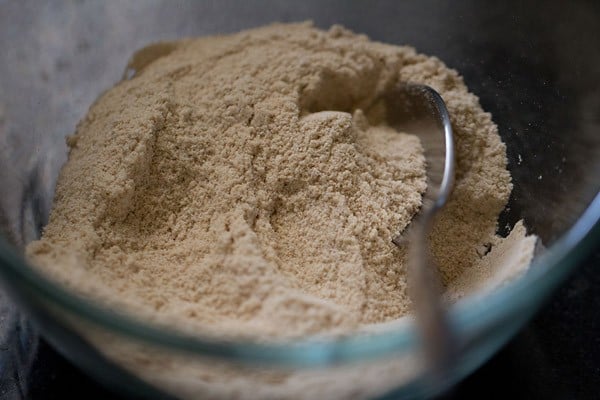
left=28, top=23, right=535, bottom=344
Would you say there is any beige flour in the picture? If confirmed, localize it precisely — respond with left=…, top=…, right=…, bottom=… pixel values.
left=28, top=23, right=535, bottom=341
left=26, top=22, right=539, bottom=400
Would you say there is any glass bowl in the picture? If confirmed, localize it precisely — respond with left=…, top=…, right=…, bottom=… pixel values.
left=1, top=1, right=599, bottom=398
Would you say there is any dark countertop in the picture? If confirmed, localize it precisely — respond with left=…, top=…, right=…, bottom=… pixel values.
left=0, top=244, right=595, bottom=400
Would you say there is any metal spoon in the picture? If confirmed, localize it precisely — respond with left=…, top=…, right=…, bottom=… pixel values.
left=384, top=83, right=456, bottom=379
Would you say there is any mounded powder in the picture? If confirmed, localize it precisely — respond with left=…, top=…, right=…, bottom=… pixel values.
left=27, top=23, right=536, bottom=339
left=27, top=22, right=535, bottom=345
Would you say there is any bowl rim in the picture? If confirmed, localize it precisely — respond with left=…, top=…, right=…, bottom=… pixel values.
left=0, top=191, right=599, bottom=367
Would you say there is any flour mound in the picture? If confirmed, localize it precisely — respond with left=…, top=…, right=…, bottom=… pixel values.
left=27, top=23, right=535, bottom=341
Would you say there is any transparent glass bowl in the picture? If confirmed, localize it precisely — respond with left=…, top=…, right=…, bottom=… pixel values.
left=1, top=1, right=599, bottom=398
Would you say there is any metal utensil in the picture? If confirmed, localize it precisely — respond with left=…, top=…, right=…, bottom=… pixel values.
left=385, top=83, right=456, bottom=379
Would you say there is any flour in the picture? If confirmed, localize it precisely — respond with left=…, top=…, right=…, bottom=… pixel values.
left=26, top=22, right=536, bottom=398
